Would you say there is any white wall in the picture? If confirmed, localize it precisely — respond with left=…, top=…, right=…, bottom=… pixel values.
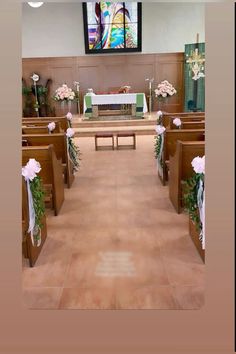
left=22, top=2, right=205, bottom=58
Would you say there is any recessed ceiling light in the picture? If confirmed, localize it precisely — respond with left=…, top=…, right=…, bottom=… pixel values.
left=28, top=2, right=44, bottom=8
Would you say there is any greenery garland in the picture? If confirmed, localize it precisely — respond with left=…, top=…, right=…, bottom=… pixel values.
left=154, top=134, right=163, bottom=168
left=30, top=176, right=45, bottom=244
left=182, top=173, right=204, bottom=233
left=68, top=137, right=81, bottom=172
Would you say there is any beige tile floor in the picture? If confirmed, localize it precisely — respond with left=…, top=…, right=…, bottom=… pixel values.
left=22, top=135, right=205, bottom=310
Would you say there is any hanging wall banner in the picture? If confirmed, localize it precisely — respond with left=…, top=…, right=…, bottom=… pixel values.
left=184, top=42, right=205, bottom=112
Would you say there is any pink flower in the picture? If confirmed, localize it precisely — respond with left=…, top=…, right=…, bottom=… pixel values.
left=155, top=125, right=166, bottom=135
left=157, top=110, right=163, bottom=118
left=66, top=112, right=73, bottom=120
left=173, top=117, right=182, bottom=127
left=191, top=156, right=205, bottom=174
left=66, top=128, right=75, bottom=138
left=48, top=122, right=56, bottom=132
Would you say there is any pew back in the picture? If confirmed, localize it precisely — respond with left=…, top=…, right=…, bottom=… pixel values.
left=22, top=117, right=69, bottom=132
left=169, top=141, right=205, bottom=213
left=22, top=145, right=65, bottom=215
left=169, top=121, right=205, bottom=130
left=161, top=113, right=205, bottom=127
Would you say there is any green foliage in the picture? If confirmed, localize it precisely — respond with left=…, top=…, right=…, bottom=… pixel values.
left=30, top=176, right=45, bottom=243
left=154, top=135, right=161, bottom=159
left=68, top=138, right=81, bottom=171
left=182, top=173, right=204, bottom=232
left=22, top=86, right=32, bottom=95
left=37, top=86, right=48, bottom=96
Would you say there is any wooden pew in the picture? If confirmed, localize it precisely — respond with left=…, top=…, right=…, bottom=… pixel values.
left=22, top=133, right=74, bottom=188
left=22, top=145, right=65, bottom=216
left=160, top=129, right=205, bottom=185
left=22, top=121, right=61, bottom=133
left=22, top=117, right=69, bottom=132
left=169, top=141, right=205, bottom=213
left=161, top=112, right=205, bottom=127
left=169, top=120, right=205, bottom=130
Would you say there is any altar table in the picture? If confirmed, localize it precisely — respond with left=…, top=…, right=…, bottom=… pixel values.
left=83, top=93, right=148, bottom=118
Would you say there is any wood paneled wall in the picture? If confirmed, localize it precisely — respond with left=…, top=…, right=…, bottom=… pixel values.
left=22, top=53, right=184, bottom=115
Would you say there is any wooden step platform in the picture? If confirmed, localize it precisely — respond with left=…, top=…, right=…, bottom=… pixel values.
left=73, top=125, right=156, bottom=137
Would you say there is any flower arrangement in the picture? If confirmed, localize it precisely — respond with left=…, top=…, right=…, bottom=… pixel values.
left=183, top=156, right=205, bottom=248
left=53, top=84, right=76, bottom=102
left=48, top=121, right=56, bottom=133
left=154, top=80, right=177, bottom=99
left=66, top=112, right=73, bottom=127
left=66, top=128, right=81, bottom=172
left=22, top=159, right=45, bottom=247
left=154, top=125, right=166, bottom=160
left=173, top=117, right=182, bottom=128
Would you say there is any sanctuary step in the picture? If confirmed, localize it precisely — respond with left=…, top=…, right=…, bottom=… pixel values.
left=72, top=117, right=156, bottom=129
left=73, top=125, right=156, bottom=137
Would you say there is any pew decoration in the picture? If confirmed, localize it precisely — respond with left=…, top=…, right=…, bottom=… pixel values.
left=47, top=121, right=56, bottom=133
left=173, top=117, right=182, bottom=128
left=22, top=159, right=45, bottom=247
left=66, top=112, right=73, bottom=128
left=154, top=125, right=166, bottom=178
left=66, top=128, right=81, bottom=172
left=183, top=155, right=205, bottom=249
left=156, top=110, right=163, bottom=124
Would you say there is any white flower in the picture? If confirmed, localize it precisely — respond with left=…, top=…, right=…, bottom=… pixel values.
left=157, top=110, right=163, bottom=118
left=22, top=159, right=41, bottom=181
left=155, top=125, right=166, bottom=135
left=66, top=128, right=75, bottom=138
left=191, top=156, right=205, bottom=174
left=48, top=122, right=56, bottom=132
left=173, top=117, right=182, bottom=127
left=66, top=112, right=73, bottom=120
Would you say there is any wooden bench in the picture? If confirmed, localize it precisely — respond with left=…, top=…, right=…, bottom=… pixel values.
left=22, top=176, right=48, bottom=267
left=160, top=112, right=205, bottom=127
left=160, top=129, right=205, bottom=185
left=22, top=117, right=69, bottom=132
left=169, top=140, right=205, bottom=213
left=169, top=120, right=205, bottom=130
left=22, top=133, right=74, bottom=188
left=22, top=145, right=65, bottom=216
left=116, top=132, right=136, bottom=150
left=22, top=121, right=61, bottom=134
left=95, top=132, right=115, bottom=150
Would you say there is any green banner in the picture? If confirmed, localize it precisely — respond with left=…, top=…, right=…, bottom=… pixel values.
left=184, top=42, right=205, bottom=112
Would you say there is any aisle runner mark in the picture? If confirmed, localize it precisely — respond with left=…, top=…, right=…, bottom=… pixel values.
left=95, top=251, right=136, bottom=277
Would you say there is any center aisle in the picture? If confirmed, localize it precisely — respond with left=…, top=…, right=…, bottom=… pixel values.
left=22, top=135, right=204, bottom=309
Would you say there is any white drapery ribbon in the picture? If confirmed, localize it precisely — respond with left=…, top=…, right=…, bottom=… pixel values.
left=25, top=179, right=41, bottom=247
left=197, top=178, right=205, bottom=250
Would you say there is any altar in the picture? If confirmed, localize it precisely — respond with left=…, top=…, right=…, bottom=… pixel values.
left=83, top=93, right=148, bottom=119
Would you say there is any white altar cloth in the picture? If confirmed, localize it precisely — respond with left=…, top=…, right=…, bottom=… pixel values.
left=83, top=93, right=148, bottom=114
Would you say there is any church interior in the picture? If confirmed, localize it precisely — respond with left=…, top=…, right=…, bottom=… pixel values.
left=22, top=1, right=205, bottom=310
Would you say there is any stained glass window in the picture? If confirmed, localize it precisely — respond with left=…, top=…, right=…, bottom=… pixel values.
left=83, top=2, right=142, bottom=53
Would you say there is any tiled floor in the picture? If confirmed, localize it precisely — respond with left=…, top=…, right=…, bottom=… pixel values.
left=22, top=135, right=205, bottom=310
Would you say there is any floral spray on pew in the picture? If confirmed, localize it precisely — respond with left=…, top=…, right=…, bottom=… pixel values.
left=154, top=125, right=166, bottom=178
left=66, top=128, right=81, bottom=172
left=22, top=159, right=45, bottom=247
left=183, top=156, right=205, bottom=249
